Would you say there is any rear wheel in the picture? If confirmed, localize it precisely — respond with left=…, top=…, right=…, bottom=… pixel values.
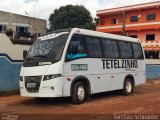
left=121, top=79, right=134, bottom=95
left=71, top=81, right=87, bottom=104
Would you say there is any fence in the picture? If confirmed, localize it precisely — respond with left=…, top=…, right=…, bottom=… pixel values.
left=146, top=65, right=160, bottom=80
left=0, top=33, right=30, bottom=92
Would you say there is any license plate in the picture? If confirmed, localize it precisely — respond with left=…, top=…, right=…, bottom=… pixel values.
left=27, top=83, right=36, bottom=88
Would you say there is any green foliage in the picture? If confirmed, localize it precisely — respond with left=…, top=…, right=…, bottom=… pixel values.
left=49, top=5, right=96, bottom=31
left=94, top=17, right=99, bottom=26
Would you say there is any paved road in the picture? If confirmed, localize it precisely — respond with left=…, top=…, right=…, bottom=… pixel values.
left=0, top=81, right=160, bottom=120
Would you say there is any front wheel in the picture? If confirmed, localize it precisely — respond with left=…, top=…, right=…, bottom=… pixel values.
left=121, top=79, right=134, bottom=95
left=71, top=82, right=87, bottom=104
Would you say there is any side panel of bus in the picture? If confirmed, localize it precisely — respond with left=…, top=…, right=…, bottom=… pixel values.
left=63, top=33, right=145, bottom=96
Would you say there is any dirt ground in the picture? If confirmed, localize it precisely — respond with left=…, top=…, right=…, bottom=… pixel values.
left=0, top=80, right=160, bottom=120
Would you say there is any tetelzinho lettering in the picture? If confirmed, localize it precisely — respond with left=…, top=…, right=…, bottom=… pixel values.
left=102, top=59, right=138, bottom=69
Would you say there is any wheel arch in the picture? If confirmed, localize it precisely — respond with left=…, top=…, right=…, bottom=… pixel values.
left=70, top=76, right=91, bottom=97
left=124, top=74, right=135, bottom=87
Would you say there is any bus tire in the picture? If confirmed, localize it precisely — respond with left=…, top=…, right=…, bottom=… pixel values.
left=121, top=79, right=134, bottom=95
left=71, top=81, right=87, bottom=104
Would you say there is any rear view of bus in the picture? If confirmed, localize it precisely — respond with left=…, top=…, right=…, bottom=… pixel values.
left=19, top=28, right=146, bottom=104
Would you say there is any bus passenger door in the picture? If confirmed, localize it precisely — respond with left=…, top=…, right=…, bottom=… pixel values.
left=63, top=34, right=89, bottom=95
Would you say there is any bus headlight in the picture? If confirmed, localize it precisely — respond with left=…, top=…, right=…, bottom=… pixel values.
left=19, top=76, right=23, bottom=81
left=43, top=74, right=62, bottom=81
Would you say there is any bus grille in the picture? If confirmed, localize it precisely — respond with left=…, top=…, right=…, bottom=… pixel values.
left=25, top=76, right=42, bottom=93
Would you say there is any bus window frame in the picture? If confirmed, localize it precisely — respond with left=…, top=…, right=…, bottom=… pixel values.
left=101, top=38, right=120, bottom=59
left=65, top=34, right=88, bottom=62
left=117, top=41, right=134, bottom=59
left=85, top=36, right=103, bottom=58
left=131, top=42, right=144, bottom=60
left=65, top=34, right=144, bottom=62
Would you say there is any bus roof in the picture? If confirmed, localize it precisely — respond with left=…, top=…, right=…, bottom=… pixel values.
left=42, top=28, right=72, bottom=36
left=41, top=28, right=140, bottom=43
left=71, top=28, right=140, bottom=43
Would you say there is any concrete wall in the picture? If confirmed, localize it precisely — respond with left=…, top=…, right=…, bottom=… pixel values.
left=145, top=59, right=160, bottom=80
left=0, top=33, right=30, bottom=91
left=146, top=65, right=160, bottom=80
left=145, top=59, right=160, bottom=65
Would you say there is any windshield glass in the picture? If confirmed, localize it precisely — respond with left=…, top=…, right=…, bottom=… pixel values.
left=23, top=32, right=69, bottom=67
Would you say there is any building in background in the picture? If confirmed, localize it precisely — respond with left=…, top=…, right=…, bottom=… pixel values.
left=0, top=10, right=47, bottom=44
left=96, top=1, right=160, bottom=59
left=0, top=33, right=30, bottom=92
left=0, top=11, right=46, bottom=92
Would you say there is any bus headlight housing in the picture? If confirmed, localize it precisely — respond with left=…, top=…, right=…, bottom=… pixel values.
left=43, top=74, right=62, bottom=81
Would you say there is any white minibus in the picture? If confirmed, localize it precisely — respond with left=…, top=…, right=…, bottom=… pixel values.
left=19, top=28, right=146, bottom=104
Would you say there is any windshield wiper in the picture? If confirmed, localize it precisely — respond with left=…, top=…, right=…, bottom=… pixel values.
left=34, top=55, right=48, bottom=58
left=51, top=60, right=59, bottom=63
left=25, top=57, right=34, bottom=60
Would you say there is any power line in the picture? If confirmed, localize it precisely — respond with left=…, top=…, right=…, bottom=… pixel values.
left=107, top=0, right=125, bottom=6
left=72, top=0, right=100, bottom=10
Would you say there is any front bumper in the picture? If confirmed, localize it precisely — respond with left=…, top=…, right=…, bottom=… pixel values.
left=19, top=77, right=63, bottom=97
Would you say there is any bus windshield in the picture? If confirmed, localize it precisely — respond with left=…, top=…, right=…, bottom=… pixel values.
left=23, top=32, right=69, bottom=67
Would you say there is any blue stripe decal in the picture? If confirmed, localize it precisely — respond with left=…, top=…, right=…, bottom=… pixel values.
left=67, top=54, right=87, bottom=60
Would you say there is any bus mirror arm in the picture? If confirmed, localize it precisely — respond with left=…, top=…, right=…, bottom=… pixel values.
left=23, top=50, right=28, bottom=59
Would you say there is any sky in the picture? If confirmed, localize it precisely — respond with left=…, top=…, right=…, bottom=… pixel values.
left=0, top=0, right=159, bottom=26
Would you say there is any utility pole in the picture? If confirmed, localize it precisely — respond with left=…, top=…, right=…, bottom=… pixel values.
left=122, top=11, right=127, bottom=36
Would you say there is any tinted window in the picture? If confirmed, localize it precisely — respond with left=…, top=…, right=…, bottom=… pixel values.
left=118, top=41, right=133, bottom=59
left=86, top=37, right=102, bottom=58
left=112, top=18, right=118, bottom=24
left=130, top=16, right=138, bottom=22
left=146, top=34, right=155, bottom=41
left=66, top=35, right=87, bottom=60
left=24, top=33, right=69, bottom=67
left=0, top=25, right=2, bottom=32
left=147, top=14, right=156, bottom=20
left=102, top=39, right=119, bottom=58
left=132, top=43, right=143, bottom=59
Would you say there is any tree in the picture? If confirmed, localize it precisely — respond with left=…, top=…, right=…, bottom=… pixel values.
left=49, top=5, right=96, bottom=31
left=94, top=17, right=99, bottom=26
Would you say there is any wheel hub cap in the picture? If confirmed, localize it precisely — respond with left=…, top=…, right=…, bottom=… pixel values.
left=126, top=82, right=132, bottom=92
left=77, top=86, right=85, bottom=100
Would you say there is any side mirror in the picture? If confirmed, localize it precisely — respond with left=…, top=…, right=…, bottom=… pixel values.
left=23, top=50, right=28, bottom=59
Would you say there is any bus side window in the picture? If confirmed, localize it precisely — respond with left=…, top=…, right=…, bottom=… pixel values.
left=102, top=39, right=119, bottom=58
left=66, top=35, right=87, bottom=60
left=86, top=37, right=102, bottom=58
left=118, top=41, right=133, bottom=59
left=132, top=43, right=144, bottom=59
